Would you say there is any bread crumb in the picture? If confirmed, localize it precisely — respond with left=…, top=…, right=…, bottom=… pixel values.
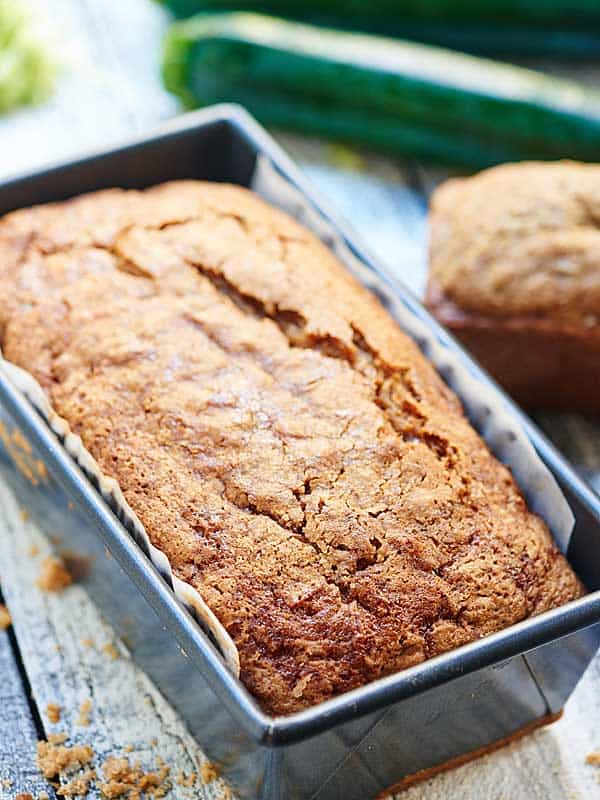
left=102, top=643, right=119, bottom=660
left=0, top=604, right=11, bottom=630
left=29, top=544, right=40, bottom=557
left=98, top=755, right=170, bottom=799
left=176, top=772, right=196, bottom=787
left=38, top=792, right=50, bottom=800
left=587, top=750, right=600, bottom=766
left=19, top=508, right=30, bottom=521
left=56, top=768, right=96, bottom=797
left=15, top=793, right=33, bottom=800
left=124, top=745, right=134, bottom=754
left=37, top=557, right=72, bottom=592
left=77, top=698, right=92, bottom=727
left=81, top=637, right=93, bottom=649
left=200, top=761, right=219, bottom=784
left=2, top=778, right=12, bottom=788
left=36, top=460, right=48, bottom=479
left=48, top=733, right=68, bottom=745
left=36, top=739, right=94, bottom=780
left=45, top=702, right=61, bottom=724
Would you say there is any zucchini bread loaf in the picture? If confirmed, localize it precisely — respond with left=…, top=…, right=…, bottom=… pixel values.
left=426, top=161, right=600, bottom=411
left=0, top=181, right=583, bottom=714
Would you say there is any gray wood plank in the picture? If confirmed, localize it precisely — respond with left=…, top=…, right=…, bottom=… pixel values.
left=280, top=134, right=430, bottom=297
left=0, top=484, right=229, bottom=800
left=0, top=623, right=51, bottom=800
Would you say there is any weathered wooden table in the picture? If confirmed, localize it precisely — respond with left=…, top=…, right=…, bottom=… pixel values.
left=2, top=2, right=600, bottom=798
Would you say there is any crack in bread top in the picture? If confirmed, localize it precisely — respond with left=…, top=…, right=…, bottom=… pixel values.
left=0, top=181, right=583, bottom=714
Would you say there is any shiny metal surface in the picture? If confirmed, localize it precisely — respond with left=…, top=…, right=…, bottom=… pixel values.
left=0, top=106, right=599, bottom=799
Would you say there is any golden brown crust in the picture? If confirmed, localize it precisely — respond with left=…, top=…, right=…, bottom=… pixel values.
left=428, top=161, right=600, bottom=330
left=427, top=161, right=600, bottom=410
left=0, top=181, right=583, bottom=714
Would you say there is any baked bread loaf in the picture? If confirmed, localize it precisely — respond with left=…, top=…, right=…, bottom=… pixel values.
left=426, top=161, right=600, bottom=411
left=0, top=181, right=583, bottom=714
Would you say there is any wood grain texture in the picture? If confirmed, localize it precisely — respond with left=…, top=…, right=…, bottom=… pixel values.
left=0, top=625, right=51, bottom=800
left=0, top=483, right=229, bottom=800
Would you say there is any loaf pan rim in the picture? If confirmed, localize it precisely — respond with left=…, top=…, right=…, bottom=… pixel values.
left=0, top=103, right=599, bottom=747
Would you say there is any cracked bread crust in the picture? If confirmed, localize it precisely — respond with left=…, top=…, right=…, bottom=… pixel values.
left=0, top=181, right=583, bottom=714
left=428, top=161, right=600, bottom=328
left=427, top=161, right=600, bottom=411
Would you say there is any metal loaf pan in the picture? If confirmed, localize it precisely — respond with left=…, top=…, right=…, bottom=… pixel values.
left=1, top=105, right=600, bottom=800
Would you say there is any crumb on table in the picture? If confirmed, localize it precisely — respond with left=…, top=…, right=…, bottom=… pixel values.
left=77, top=698, right=93, bottom=727
left=98, top=755, right=171, bottom=799
left=102, top=642, right=119, bottom=660
left=175, top=772, right=196, bottom=787
left=36, top=738, right=94, bottom=780
left=37, top=557, right=73, bottom=593
left=0, top=603, right=11, bottom=630
left=587, top=750, right=600, bottom=766
left=200, top=761, right=219, bottom=784
left=55, top=767, right=96, bottom=797
left=45, top=702, right=61, bottom=724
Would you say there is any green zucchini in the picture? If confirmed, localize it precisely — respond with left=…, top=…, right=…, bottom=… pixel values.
left=163, top=12, right=600, bottom=168
left=158, top=0, right=600, bottom=57
left=159, top=0, right=600, bottom=26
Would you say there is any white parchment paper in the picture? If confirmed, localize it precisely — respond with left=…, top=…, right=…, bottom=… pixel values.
left=0, top=355, right=241, bottom=675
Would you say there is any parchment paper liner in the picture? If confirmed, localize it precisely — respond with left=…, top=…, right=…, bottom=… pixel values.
left=0, top=355, right=241, bottom=676
left=0, top=153, right=575, bottom=680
